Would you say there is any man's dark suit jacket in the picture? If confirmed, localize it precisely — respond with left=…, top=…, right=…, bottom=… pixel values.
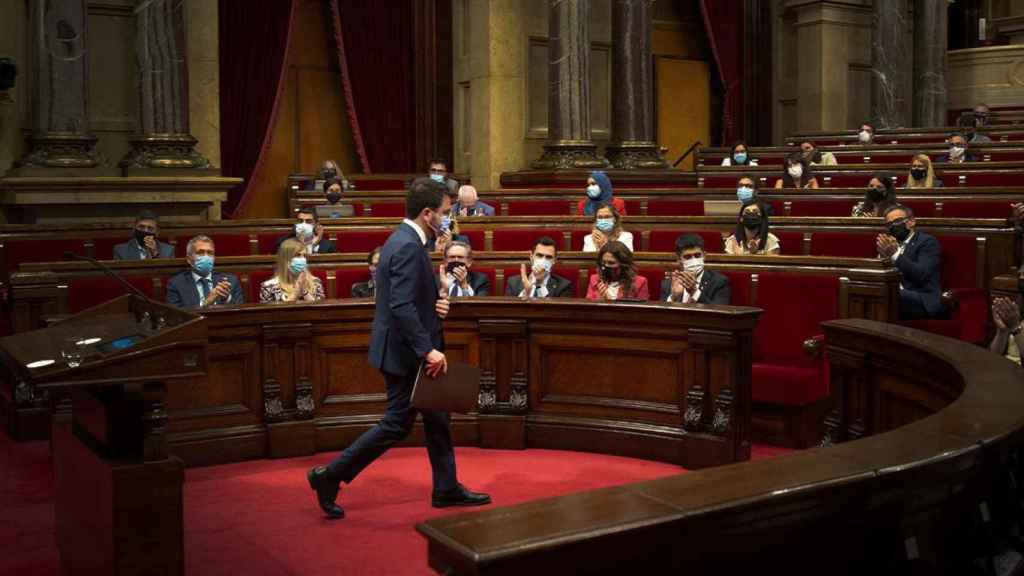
left=273, top=233, right=337, bottom=254
left=505, top=273, right=573, bottom=298
left=166, top=270, right=244, bottom=309
left=660, top=268, right=731, bottom=304
left=368, top=223, right=443, bottom=376
left=351, top=281, right=374, bottom=299
left=112, top=238, right=175, bottom=260
left=892, top=230, right=943, bottom=317
left=452, top=201, right=496, bottom=216
left=447, top=270, right=490, bottom=296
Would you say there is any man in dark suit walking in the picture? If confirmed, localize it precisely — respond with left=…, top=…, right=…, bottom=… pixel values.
left=165, top=235, right=244, bottom=309
left=307, top=178, right=491, bottom=519
left=876, top=204, right=944, bottom=320
left=505, top=236, right=574, bottom=298
left=662, top=234, right=731, bottom=305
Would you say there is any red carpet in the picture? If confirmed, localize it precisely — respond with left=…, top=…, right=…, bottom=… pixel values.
left=0, top=428, right=790, bottom=575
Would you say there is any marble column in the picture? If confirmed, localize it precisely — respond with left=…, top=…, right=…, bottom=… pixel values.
left=871, top=0, right=910, bottom=128
left=120, top=0, right=211, bottom=175
left=606, top=0, right=666, bottom=169
left=532, top=0, right=608, bottom=170
left=912, top=0, right=948, bottom=127
left=10, top=0, right=107, bottom=176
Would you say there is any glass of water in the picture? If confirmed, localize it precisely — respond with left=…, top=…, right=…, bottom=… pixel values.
left=61, top=337, right=85, bottom=368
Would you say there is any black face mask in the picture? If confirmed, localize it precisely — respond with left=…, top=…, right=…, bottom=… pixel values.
left=742, top=214, right=763, bottom=229
left=910, top=168, right=927, bottom=181
left=322, top=168, right=337, bottom=180
left=888, top=222, right=911, bottom=242
left=600, top=265, right=621, bottom=282
left=326, top=191, right=342, bottom=204
left=135, top=229, right=155, bottom=244
left=445, top=261, right=466, bottom=275
left=866, top=187, right=887, bottom=203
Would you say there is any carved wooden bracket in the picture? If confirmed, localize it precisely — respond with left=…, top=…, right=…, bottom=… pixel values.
left=295, top=377, right=315, bottom=419
left=141, top=381, right=168, bottom=461
left=684, top=385, right=705, bottom=432
left=263, top=378, right=284, bottom=422
left=711, top=388, right=734, bottom=435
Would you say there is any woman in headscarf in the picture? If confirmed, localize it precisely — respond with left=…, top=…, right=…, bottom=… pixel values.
left=576, top=170, right=627, bottom=216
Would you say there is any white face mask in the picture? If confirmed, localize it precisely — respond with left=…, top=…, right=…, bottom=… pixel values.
left=682, top=256, right=704, bottom=275
left=295, top=222, right=314, bottom=241
left=787, top=164, right=803, bottom=178
left=949, top=145, right=965, bottom=158
left=858, top=130, right=872, bottom=143
left=532, top=257, right=553, bottom=275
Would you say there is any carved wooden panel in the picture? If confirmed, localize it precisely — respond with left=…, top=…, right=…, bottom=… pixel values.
left=166, top=338, right=260, bottom=432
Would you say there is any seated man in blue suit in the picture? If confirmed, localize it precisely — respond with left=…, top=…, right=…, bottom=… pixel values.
left=166, top=235, right=244, bottom=309
left=452, top=185, right=495, bottom=217
left=113, top=210, right=175, bottom=260
left=876, top=204, right=944, bottom=320
left=662, top=234, right=731, bottom=305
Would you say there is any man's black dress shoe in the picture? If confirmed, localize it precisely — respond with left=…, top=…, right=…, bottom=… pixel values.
left=432, top=484, right=492, bottom=508
left=307, top=466, right=345, bottom=519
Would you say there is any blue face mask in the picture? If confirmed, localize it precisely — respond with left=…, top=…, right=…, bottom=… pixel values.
left=289, top=256, right=307, bottom=275
left=586, top=184, right=602, bottom=199
left=193, top=254, right=214, bottom=277
left=595, top=218, right=615, bottom=232
left=734, top=152, right=748, bottom=164
left=441, top=215, right=451, bottom=232
left=737, top=186, right=755, bottom=202
left=430, top=173, right=445, bottom=183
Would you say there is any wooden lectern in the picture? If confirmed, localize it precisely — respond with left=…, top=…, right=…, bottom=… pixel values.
left=0, top=295, right=207, bottom=575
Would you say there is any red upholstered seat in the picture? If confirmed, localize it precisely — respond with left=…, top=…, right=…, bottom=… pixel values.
left=368, top=202, right=405, bottom=217
left=939, top=201, right=1015, bottom=219
left=623, top=199, right=643, bottom=215
left=2, top=239, right=89, bottom=272
left=336, top=230, right=392, bottom=253
left=67, top=276, right=156, bottom=314
left=506, top=200, right=572, bottom=216
left=719, top=270, right=750, bottom=305
left=636, top=267, right=665, bottom=300
left=752, top=273, right=838, bottom=406
left=902, top=288, right=988, bottom=344
left=335, top=268, right=371, bottom=299
left=257, top=233, right=281, bottom=255
left=645, top=200, right=703, bottom=216
left=571, top=230, right=590, bottom=251
left=934, top=234, right=979, bottom=289
left=492, top=230, right=551, bottom=252
left=787, top=200, right=850, bottom=217
left=772, top=231, right=804, bottom=255
left=900, top=200, right=936, bottom=217
left=459, top=230, right=485, bottom=251
left=647, top=230, right=723, bottom=253
left=808, top=231, right=877, bottom=258
left=208, top=234, right=252, bottom=256
left=89, top=236, right=128, bottom=260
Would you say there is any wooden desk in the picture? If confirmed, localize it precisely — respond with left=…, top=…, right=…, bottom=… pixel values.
left=416, top=319, right=1024, bottom=574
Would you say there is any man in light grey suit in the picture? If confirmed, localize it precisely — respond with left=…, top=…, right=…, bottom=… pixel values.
left=113, top=210, right=175, bottom=260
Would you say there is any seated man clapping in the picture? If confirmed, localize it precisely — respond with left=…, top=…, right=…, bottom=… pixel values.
left=506, top=236, right=573, bottom=299
left=662, top=234, right=730, bottom=304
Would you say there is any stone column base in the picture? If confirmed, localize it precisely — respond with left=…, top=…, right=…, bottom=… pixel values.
left=605, top=141, right=668, bottom=170
left=8, top=132, right=116, bottom=176
left=531, top=140, right=609, bottom=170
left=119, top=133, right=218, bottom=176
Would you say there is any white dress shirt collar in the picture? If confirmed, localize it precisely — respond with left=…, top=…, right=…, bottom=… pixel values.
left=402, top=218, right=428, bottom=246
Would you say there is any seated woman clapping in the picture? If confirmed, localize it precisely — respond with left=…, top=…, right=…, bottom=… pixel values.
left=586, top=240, right=649, bottom=301
left=583, top=203, right=634, bottom=252
left=724, top=201, right=781, bottom=255
left=260, top=238, right=325, bottom=303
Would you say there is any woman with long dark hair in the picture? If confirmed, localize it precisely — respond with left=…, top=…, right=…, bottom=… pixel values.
left=724, top=201, right=780, bottom=255
left=721, top=141, right=758, bottom=167
left=586, top=240, right=649, bottom=301
left=852, top=174, right=898, bottom=217
left=774, top=152, right=819, bottom=189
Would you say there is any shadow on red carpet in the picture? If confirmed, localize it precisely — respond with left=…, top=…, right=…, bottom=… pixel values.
left=0, top=427, right=789, bottom=575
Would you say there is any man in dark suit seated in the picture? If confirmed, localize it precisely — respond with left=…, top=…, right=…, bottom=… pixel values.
left=113, top=210, right=175, bottom=260
left=166, top=235, right=244, bottom=309
left=505, top=236, right=573, bottom=298
left=274, top=208, right=337, bottom=254
left=428, top=157, right=459, bottom=198
left=350, top=247, right=381, bottom=299
left=306, top=177, right=490, bottom=519
left=443, top=240, right=489, bottom=297
left=452, top=185, right=495, bottom=217
left=876, top=204, right=944, bottom=320
left=938, top=133, right=976, bottom=163
left=662, top=234, right=731, bottom=304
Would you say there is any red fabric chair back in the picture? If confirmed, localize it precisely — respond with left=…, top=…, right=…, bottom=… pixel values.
left=492, top=230, right=549, bottom=252
left=368, top=202, right=405, bottom=217
left=719, top=270, right=750, bottom=305
left=635, top=267, right=666, bottom=300
left=752, top=273, right=839, bottom=364
left=257, top=233, right=281, bottom=255
left=646, top=200, right=703, bottom=216
left=808, top=231, right=877, bottom=258
left=336, top=230, right=392, bottom=253
left=939, top=200, right=1015, bottom=219
left=208, top=233, right=252, bottom=256
left=334, top=268, right=372, bottom=299
left=459, top=230, right=486, bottom=251
left=787, top=200, right=849, bottom=217
left=934, top=234, right=979, bottom=289
left=772, top=231, right=804, bottom=255
left=505, top=200, right=571, bottom=216
left=67, top=276, right=156, bottom=314
left=3, top=239, right=89, bottom=272
left=89, top=236, right=128, bottom=260
left=648, top=230, right=723, bottom=253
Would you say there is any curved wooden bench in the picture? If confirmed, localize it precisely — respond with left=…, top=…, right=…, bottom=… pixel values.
left=416, top=319, right=1024, bottom=574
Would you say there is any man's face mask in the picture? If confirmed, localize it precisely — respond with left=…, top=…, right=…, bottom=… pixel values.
left=858, top=130, right=872, bottom=143
left=134, top=228, right=155, bottom=244
left=888, top=219, right=911, bottom=242
left=295, top=222, right=314, bottom=240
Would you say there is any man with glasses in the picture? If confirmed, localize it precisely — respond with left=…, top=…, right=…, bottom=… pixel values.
left=113, top=210, right=175, bottom=260
left=663, top=234, right=730, bottom=304
left=876, top=204, right=943, bottom=320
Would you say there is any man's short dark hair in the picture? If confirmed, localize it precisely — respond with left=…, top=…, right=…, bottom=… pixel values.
left=884, top=203, right=914, bottom=219
left=135, top=209, right=159, bottom=224
left=406, top=177, right=446, bottom=219
left=532, top=236, right=558, bottom=254
left=674, top=234, right=705, bottom=256
left=297, top=206, right=319, bottom=223
left=428, top=157, right=448, bottom=170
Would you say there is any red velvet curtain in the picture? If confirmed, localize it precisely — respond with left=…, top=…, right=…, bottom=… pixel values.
left=700, top=1, right=743, bottom=145
left=218, top=0, right=296, bottom=217
left=330, top=0, right=416, bottom=174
